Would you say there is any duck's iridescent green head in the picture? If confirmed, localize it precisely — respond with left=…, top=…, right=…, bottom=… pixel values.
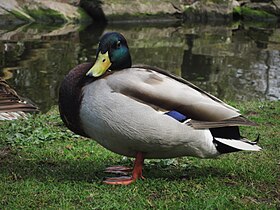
left=87, top=32, right=132, bottom=77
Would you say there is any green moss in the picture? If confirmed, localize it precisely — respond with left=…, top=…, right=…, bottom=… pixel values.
left=9, top=9, right=33, bottom=22
left=233, top=6, right=241, bottom=16
left=24, top=7, right=67, bottom=23
left=77, top=7, right=92, bottom=23
left=242, top=7, right=274, bottom=18
left=184, top=6, right=195, bottom=14
left=235, top=6, right=277, bottom=21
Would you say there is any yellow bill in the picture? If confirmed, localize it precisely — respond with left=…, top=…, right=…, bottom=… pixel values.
left=86, top=51, right=112, bottom=77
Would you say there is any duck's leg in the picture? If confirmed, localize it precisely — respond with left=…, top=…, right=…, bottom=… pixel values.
left=103, top=152, right=144, bottom=185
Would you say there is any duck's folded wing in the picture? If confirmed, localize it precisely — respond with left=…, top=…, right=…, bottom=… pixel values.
left=107, top=66, right=257, bottom=128
left=0, top=78, right=38, bottom=120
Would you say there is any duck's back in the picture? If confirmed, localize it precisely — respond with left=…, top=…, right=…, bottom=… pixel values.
left=79, top=67, right=220, bottom=159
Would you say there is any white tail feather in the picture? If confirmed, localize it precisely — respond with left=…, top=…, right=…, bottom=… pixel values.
left=215, top=138, right=262, bottom=151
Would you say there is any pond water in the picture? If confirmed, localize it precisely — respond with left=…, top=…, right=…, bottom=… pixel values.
left=0, top=21, right=280, bottom=112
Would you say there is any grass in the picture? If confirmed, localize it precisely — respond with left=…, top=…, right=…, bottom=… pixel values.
left=0, top=101, right=279, bottom=209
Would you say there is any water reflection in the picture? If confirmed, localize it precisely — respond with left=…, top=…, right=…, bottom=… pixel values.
left=0, top=21, right=279, bottom=112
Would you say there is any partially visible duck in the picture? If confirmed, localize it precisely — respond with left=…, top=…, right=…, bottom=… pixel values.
left=58, top=32, right=261, bottom=185
left=0, top=78, right=38, bottom=120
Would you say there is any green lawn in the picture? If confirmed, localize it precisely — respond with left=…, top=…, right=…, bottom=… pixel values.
left=0, top=101, right=279, bottom=209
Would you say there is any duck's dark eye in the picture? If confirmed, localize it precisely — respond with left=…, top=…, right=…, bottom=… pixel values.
left=116, top=41, right=121, bottom=48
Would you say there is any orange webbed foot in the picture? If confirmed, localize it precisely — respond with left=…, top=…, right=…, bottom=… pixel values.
left=103, top=152, right=144, bottom=185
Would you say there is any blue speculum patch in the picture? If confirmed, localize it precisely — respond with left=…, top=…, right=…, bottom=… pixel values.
left=165, top=110, right=188, bottom=122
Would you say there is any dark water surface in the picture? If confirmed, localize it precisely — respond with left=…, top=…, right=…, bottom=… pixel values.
left=0, top=21, right=279, bottom=112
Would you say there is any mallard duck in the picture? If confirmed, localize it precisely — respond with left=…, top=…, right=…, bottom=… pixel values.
left=0, top=78, right=38, bottom=120
left=58, top=32, right=261, bottom=185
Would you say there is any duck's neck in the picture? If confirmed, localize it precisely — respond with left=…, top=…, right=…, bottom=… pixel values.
left=59, top=62, right=94, bottom=137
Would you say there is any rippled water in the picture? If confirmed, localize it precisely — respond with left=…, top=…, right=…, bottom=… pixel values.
left=0, top=21, right=279, bottom=112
